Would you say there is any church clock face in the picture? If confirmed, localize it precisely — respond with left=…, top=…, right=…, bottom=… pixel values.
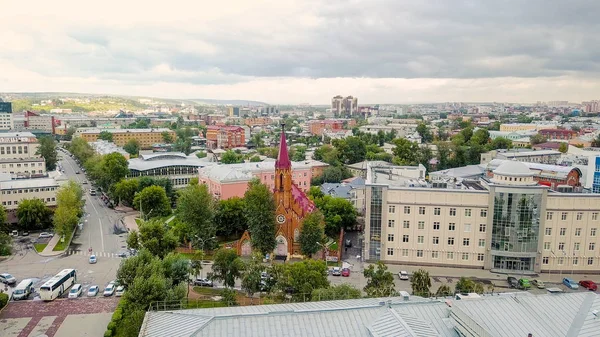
left=277, top=214, right=286, bottom=224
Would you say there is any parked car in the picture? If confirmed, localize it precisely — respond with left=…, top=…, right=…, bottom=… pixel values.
left=87, top=285, right=99, bottom=297
left=117, top=251, right=128, bottom=258
left=103, top=284, right=115, bottom=296
left=75, top=171, right=80, bottom=174
left=68, top=284, right=83, bottom=298
left=341, top=268, right=350, bottom=277
left=399, top=271, right=409, bottom=280
left=532, top=279, right=545, bottom=289
left=21, top=231, right=29, bottom=236
left=579, top=280, right=598, bottom=291
left=115, top=286, right=125, bottom=297
left=0, top=273, right=16, bottom=285
left=507, top=276, right=518, bottom=288
left=10, top=230, right=18, bottom=237
left=38, top=232, right=53, bottom=239
left=89, top=255, right=97, bottom=264
left=331, top=267, right=342, bottom=276
left=82, top=181, right=88, bottom=185
left=518, top=278, right=531, bottom=290
left=193, top=278, right=213, bottom=287
left=563, top=278, right=579, bottom=289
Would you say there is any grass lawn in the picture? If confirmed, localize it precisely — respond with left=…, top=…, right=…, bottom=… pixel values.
left=34, top=243, right=48, bottom=252
left=192, top=287, right=222, bottom=296
left=52, top=240, right=67, bottom=251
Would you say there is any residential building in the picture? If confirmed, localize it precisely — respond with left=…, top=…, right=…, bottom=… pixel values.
left=488, top=130, right=536, bottom=140
left=539, top=128, right=578, bottom=141
left=78, top=128, right=176, bottom=148
left=331, top=95, right=358, bottom=116
left=244, top=117, right=272, bottom=127
left=532, top=142, right=563, bottom=151
left=139, top=292, right=600, bottom=337
left=499, top=123, right=557, bottom=132
left=567, top=146, right=600, bottom=193
left=23, top=111, right=57, bottom=133
left=301, top=159, right=329, bottom=178
left=205, top=126, right=245, bottom=149
left=127, top=152, right=213, bottom=188
left=0, top=101, right=13, bottom=130
left=480, top=149, right=561, bottom=165
left=365, top=160, right=600, bottom=274
left=227, top=107, right=240, bottom=117
left=0, top=132, right=40, bottom=160
left=307, top=119, right=344, bottom=136
left=321, top=177, right=366, bottom=214
left=90, top=140, right=130, bottom=159
left=358, top=124, right=418, bottom=137
left=582, top=100, right=600, bottom=113
left=0, top=158, right=46, bottom=177
left=1, top=177, right=59, bottom=222
left=346, top=161, right=426, bottom=180
left=199, top=160, right=312, bottom=200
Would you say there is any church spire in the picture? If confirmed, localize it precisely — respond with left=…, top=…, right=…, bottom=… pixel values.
left=275, top=124, right=291, bottom=169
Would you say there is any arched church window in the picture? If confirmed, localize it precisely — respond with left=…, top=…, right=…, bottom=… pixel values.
left=279, top=174, right=283, bottom=190
left=294, top=228, right=300, bottom=241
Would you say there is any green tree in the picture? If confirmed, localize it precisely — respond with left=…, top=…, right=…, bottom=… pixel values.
left=489, top=137, right=513, bottom=150
left=210, top=248, right=244, bottom=288
left=64, top=127, right=77, bottom=141
left=116, top=249, right=163, bottom=289
left=68, top=137, right=95, bottom=163
left=36, top=136, right=58, bottom=171
left=0, top=205, right=7, bottom=233
left=410, top=269, right=432, bottom=297
left=214, top=197, right=247, bottom=237
left=98, top=130, right=114, bottom=142
left=251, top=133, right=265, bottom=148
left=249, top=155, right=261, bottom=162
left=416, top=123, right=433, bottom=143
left=98, top=153, right=129, bottom=191
left=16, top=198, right=51, bottom=230
left=530, top=134, right=547, bottom=145
left=133, top=185, right=172, bottom=218
left=435, top=284, right=452, bottom=297
left=220, top=150, right=244, bottom=164
left=244, top=180, right=276, bottom=255
left=176, top=183, right=215, bottom=246
left=162, top=253, right=191, bottom=286
left=0, top=231, right=12, bottom=256
left=363, top=261, right=396, bottom=297
left=311, top=284, right=362, bottom=301
left=138, top=219, right=177, bottom=258
left=559, top=142, right=568, bottom=153
left=114, top=179, right=139, bottom=206
left=455, top=277, right=479, bottom=294
left=123, top=139, right=140, bottom=156
left=299, top=211, right=325, bottom=257
left=195, top=151, right=207, bottom=158
left=161, top=131, right=174, bottom=143
left=241, top=253, right=265, bottom=302
left=277, top=259, right=329, bottom=300
left=333, top=137, right=367, bottom=164
left=126, top=230, right=140, bottom=250
left=391, top=138, right=420, bottom=165
left=291, top=146, right=307, bottom=161
left=307, top=186, right=325, bottom=200
left=313, top=196, right=357, bottom=237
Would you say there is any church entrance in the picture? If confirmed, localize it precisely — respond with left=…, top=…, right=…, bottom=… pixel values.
left=274, top=235, right=288, bottom=260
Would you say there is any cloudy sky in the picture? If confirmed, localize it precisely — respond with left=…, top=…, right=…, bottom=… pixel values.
left=1, top=0, right=599, bottom=104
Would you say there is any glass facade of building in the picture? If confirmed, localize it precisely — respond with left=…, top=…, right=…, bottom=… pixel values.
left=369, top=187, right=382, bottom=260
left=491, top=191, right=542, bottom=271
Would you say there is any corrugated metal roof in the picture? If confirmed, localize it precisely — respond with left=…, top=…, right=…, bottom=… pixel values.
left=139, top=312, right=212, bottom=337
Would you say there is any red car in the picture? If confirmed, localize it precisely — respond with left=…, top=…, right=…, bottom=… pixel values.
left=341, top=268, right=350, bottom=277
left=579, top=280, right=598, bottom=291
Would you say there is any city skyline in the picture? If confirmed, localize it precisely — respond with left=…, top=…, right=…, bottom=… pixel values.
left=1, top=1, right=599, bottom=104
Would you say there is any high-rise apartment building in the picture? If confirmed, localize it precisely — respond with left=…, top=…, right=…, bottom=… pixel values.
left=228, top=107, right=240, bottom=117
left=331, top=95, right=358, bottom=116
left=205, top=125, right=245, bottom=149
left=0, top=101, right=13, bottom=130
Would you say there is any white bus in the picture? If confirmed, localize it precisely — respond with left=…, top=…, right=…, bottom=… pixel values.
left=39, top=269, right=77, bottom=301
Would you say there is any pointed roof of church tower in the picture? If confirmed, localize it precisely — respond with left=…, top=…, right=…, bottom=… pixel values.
left=275, top=124, right=291, bottom=169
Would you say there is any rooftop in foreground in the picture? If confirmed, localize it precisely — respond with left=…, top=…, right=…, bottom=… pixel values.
left=139, top=292, right=600, bottom=337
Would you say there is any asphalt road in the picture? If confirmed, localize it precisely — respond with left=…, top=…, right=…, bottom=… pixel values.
left=58, top=150, right=127, bottom=255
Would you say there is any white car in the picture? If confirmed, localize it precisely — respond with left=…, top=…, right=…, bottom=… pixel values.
left=38, top=232, right=54, bottom=238
left=87, top=285, right=99, bottom=297
left=68, top=284, right=83, bottom=298
left=0, top=273, right=16, bottom=285
left=103, top=284, right=115, bottom=296
left=89, top=255, right=97, bottom=264
left=115, top=286, right=125, bottom=297
left=399, top=271, right=409, bottom=280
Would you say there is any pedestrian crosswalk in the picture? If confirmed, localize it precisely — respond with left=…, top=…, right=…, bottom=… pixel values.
left=64, top=250, right=124, bottom=259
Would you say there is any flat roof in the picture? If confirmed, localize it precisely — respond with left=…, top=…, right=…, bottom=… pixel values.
left=80, top=128, right=172, bottom=134
left=0, top=178, right=59, bottom=189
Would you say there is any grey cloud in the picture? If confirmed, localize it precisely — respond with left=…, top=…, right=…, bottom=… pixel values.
left=5, top=0, right=600, bottom=84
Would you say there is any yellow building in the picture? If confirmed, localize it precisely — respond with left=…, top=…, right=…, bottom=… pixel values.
left=499, top=123, right=557, bottom=132
left=78, top=128, right=176, bottom=148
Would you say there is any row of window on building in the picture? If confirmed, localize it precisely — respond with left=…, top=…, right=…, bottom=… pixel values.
left=1, top=187, right=57, bottom=194
left=0, top=146, right=30, bottom=155
left=542, top=256, right=596, bottom=266
left=387, top=234, right=486, bottom=247
left=2, top=197, right=55, bottom=206
left=546, top=211, right=599, bottom=221
left=0, top=162, right=43, bottom=168
left=388, top=220, right=487, bottom=233
left=389, top=205, right=487, bottom=218
left=386, top=249, right=485, bottom=261
left=544, top=227, right=597, bottom=237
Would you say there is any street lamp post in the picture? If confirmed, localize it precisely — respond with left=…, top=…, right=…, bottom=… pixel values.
left=194, top=235, right=216, bottom=278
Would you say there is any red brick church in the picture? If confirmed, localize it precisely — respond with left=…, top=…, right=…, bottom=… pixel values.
left=237, top=125, right=315, bottom=259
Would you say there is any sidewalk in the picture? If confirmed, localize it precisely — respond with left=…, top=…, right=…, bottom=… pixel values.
left=379, top=263, right=596, bottom=284
left=38, top=235, right=63, bottom=257
left=123, top=213, right=141, bottom=232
